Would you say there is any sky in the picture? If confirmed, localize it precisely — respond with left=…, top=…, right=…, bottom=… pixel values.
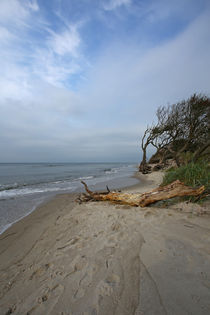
left=0, top=0, right=210, bottom=163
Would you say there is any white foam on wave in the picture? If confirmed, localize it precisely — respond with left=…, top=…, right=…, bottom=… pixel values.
left=0, top=223, right=13, bottom=235
left=0, top=185, right=75, bottom=199
left=0, top=202, right=41, bottom=235
left=105, top=169, right=118, bottom=174
left=77, top=176, right=94, bottom=180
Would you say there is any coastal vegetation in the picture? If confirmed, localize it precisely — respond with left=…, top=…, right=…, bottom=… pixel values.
left=78, top=94, right=209, bottom=207
left=162, top=161, right=210, bottom=189
left=139, top=93, right=210, bottom=195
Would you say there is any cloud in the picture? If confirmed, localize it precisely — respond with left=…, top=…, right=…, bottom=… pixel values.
left=0, top=1, right=209, bottom=162
left=142, top=0, right=199, bottom=22
left=103, top=0, right=131, bottom=11
left=31, top=46, right=82, bottom=87
left=0, top=0, right=39, bottom=27
left=27, top=0, right=39, bottom=12
left=0, top=0, right=29, bottom=22
left=0, top=0, right=84, bottom=89
left=82, top=10, right=210, bottom=119
left=0, top=26, right=14, bottom=42
left=48, top=26, right=81, bottom=57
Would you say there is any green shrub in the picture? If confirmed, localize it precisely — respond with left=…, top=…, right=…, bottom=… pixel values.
left=162, top=161, right=210, bottom=189
left=179, top=151, right=194, bottom=165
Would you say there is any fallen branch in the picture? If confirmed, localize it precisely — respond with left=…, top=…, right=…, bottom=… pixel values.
left=78, top=180, right=205, bottom=207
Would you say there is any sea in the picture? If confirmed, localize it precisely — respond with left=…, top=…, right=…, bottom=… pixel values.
left=0, top=163, right=139, bottom=234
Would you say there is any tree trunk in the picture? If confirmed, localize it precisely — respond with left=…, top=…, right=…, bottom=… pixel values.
left=139, top=142, right=147, bottom=170
left=192, top=140, right=210, bottom=162
left=78, top=180, right=205, bottom=207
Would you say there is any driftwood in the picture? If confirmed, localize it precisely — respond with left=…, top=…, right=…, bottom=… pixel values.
left=78, top=180, right=205, bottom=207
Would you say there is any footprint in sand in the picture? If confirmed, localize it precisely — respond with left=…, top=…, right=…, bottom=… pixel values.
left=29, top=263, right=51, bottom=280
left=64, top=255, right=88, bottom=279
left=74, top=287, right=85, bottom=299
left=111, top=222, right=121, bottom=231
left=16, top=283, right=64, bottom=315
left=97, top=280, right=113, bottom=296
left=106, top=273, right=120, bottom=286
left=56, top=237, right=80, bottom=251
left=95, top=273, right=121, bottom=299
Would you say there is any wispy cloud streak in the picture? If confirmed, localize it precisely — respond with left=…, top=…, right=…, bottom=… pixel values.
left=0, top=0, right=209, bottom=162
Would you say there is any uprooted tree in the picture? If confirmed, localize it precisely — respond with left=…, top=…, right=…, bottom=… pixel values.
left=77, top=180, right=205, bottom=207
left=139, top=93, right=210, bottom=173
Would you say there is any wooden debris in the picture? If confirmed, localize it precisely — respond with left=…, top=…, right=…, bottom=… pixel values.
left=77, top=180, right=205, bottom=207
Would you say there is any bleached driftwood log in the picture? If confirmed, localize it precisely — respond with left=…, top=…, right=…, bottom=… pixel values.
left=78, top=180, right=205, bottom=207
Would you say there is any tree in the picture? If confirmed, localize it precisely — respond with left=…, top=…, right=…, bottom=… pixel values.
left=139, top=94, right=210, bottom=172
left=139, top=126, right=157, bottom=173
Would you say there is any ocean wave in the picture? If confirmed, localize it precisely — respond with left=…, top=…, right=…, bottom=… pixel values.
left=0, top=222, right=13, bottom=235
left=31, top=163, right=66, bottom=168
left=0, top=179, right=68, bottom=192
left=0, top=203, right=41, bottom=235
left=0, top=185, right=75, bottom=199
left=105, top=170, right=118, bottom=174
left=0, top=183, right=20, bottom=191
left=45, top=164, right=66, bottom=167
left=77, top=176, right=94, bottom=180
left=0, top=176, right=93, bottom=198
left=104, top=168, right=118, bottom=174
left=103, top=168, right=112, bottom=172
left=0, top=164, right=136, bottom=200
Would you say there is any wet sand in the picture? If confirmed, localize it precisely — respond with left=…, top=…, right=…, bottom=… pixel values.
left=0, top=171, right=210, bottom=314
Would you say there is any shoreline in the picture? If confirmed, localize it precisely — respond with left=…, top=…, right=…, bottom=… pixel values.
left=0, top=171, right=144, bottom=238
left=0, top=170, right=140, bottom=236
left=1, top=171, right=210, bottom=314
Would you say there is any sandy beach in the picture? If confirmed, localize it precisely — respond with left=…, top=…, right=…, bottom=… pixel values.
left=0, top=172, right=210, bottom=315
